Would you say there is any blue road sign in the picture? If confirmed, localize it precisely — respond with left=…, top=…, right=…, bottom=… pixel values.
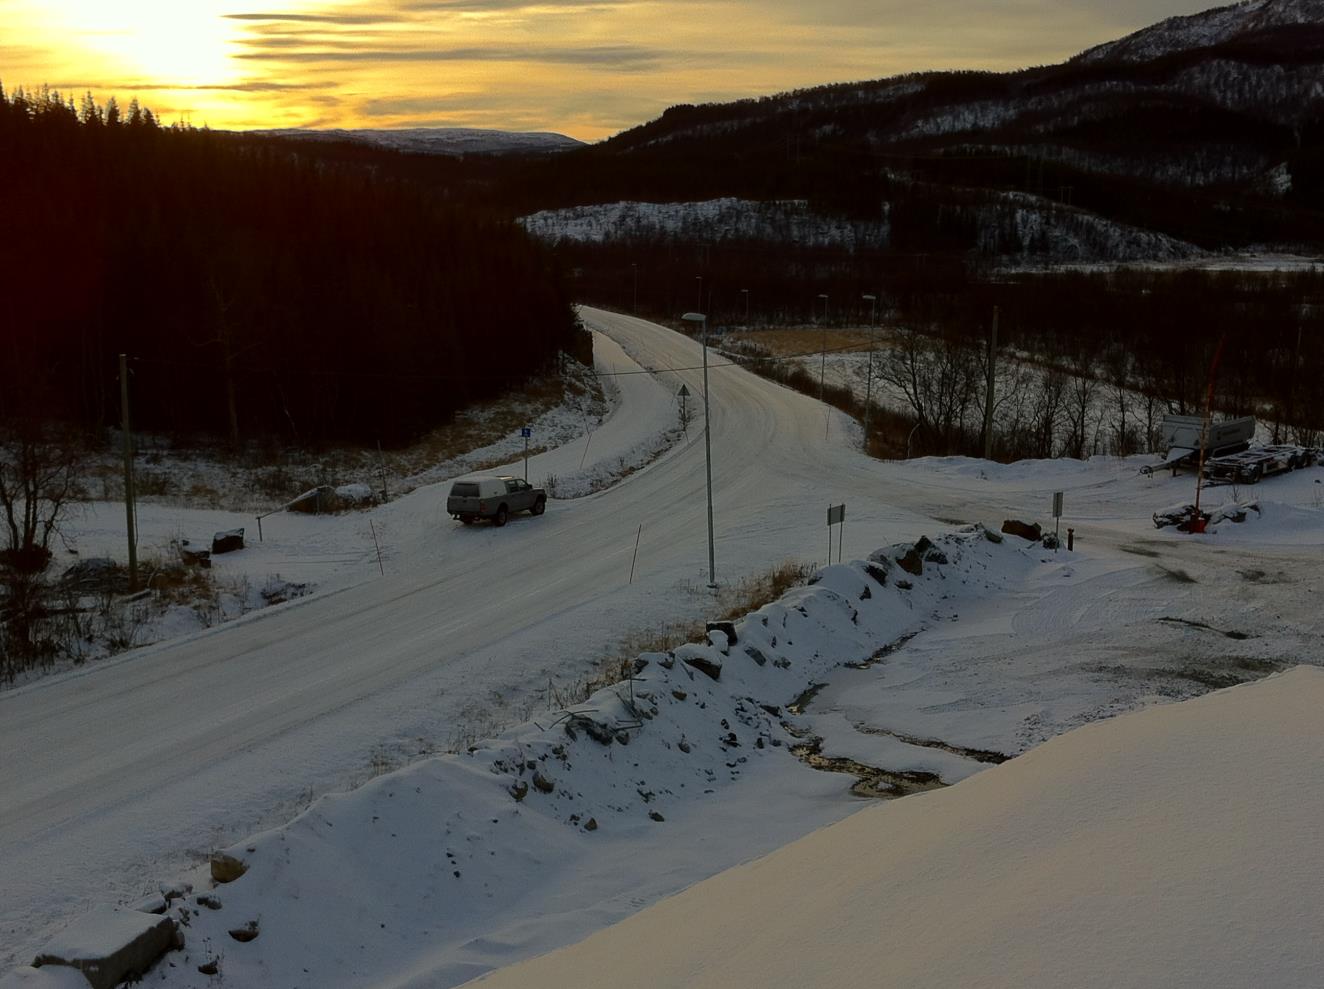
left=521, top=427, right=532, bottom=438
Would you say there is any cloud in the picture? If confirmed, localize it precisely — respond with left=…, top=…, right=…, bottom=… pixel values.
left=398, top=0, right=626, bottom=11
left=236, top=41, right=677, bottom=72
left=225, top=11, right=393, bottom=24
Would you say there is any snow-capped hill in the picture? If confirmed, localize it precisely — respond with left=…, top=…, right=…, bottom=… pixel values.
left=1075, top=0, right=1322, bottom=64
left=247, top=127, right=584, bottom=156
left=519, top=198, right=890, bottom=251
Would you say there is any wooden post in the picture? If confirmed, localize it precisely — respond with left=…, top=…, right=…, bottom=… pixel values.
left=369, top=519, right=384, bottom=576
left=119, top=354, right=138, bottom=592
left=629, top=524, right=642, bottom=584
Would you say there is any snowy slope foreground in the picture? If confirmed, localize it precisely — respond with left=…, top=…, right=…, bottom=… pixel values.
left=112, top=529, right=1030, bottom=988
left=472, top=666, right=1324, bottom=989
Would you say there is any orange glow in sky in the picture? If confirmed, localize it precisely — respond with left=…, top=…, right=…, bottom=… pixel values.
left=1, top=0, right=1219, bottom=141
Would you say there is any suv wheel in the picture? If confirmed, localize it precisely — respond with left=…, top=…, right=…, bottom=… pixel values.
left=530, top=497, right=546, bottom=516
left=493, top=504, right=509, bottom=527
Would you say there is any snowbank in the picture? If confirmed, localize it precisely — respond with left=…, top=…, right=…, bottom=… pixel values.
left=471, top=666, right=1324, bottom=989
left=136, top=528, right=1035, bottom=988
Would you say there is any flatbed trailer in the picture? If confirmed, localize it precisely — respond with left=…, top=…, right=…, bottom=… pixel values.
left=1140, top=414, right=1256, bottom=477
left=1201, top=445, right=1318, bottom=485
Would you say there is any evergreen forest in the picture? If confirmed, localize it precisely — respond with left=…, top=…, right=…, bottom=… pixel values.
left=0, top=86, right=582, bottom=447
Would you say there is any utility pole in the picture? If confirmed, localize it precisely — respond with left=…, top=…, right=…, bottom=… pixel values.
left=119, top=353, right=138, bottom=592
left=982, top=306, right=998, bottom=461
left=862, top=293, right=877, bottom=452
left=682, top=313, right=717, bottom=588
left=817, top=293, right=829, bottom=403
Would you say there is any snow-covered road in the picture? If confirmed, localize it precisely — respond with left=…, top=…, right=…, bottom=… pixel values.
left=7, top=309, right=1324, bottom=979
left=2, top=309, right=948, bottom=962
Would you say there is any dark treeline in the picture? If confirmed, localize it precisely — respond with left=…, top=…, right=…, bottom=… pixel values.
left=561, top=238, right=1324, bottom=444
left=0, top=86, right=582, bottom=447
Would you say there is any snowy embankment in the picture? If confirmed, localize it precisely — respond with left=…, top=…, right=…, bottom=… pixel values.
left=86, top=528, right=1030, bottom=988
left=474, top=665, right=1324, bottom=989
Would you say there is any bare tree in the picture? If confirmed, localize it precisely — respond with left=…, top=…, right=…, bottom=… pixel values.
left=1029, top=369, right=1068, bottom=460
left=0, top=421, right=83, bottom=573
left=880, top=326, right=981, bottom=456
left=1062, top=350, right=1098, bottom=460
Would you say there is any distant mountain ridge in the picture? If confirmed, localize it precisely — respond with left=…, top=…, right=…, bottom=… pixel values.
left=507, top=0, right=1323, bottom=260
left=246, top=126, right=583, bottom=157
left=1075, top=0, right=1323, bottom=64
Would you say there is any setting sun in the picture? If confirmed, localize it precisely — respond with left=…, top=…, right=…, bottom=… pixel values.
left=1, top=0, right=1220, bottom=139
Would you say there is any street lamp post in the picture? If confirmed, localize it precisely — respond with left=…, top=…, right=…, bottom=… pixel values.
left=817, top=293, right=829, bottom=402
left=682, top=311, right=717, bottom=588
left=696, top=275, right=703, bottom=312
left=862, top=293, right=877, bottom=451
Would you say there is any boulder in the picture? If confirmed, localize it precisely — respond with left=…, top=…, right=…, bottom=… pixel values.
left=983, top=528, right=1004, bottom=544
left=210, top=529, right=245, bottom=555
left=0, top=966, right=94, bottom=989
left=209, top=852, right=247, bottom=884
left=705, top=621, right=737, bottom=649
left=677, top=644, right=722, bottom=681
left=897, top=548, right=923, bottom=576
left=566, top=714, right=615, bottom=746
left=32, top=905, right=177, bottom=989
left=176, top=541, right=211, bottom=569
left=1000, top=519, right=1042, bottom=542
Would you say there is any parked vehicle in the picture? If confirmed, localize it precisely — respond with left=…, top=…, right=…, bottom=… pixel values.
left=1201, top=445, right=1317, bottom=485
left=446, top=475, right=546, bottom=526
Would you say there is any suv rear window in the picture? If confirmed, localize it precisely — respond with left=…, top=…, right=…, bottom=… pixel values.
left=450, top=482, right=479, bottom=497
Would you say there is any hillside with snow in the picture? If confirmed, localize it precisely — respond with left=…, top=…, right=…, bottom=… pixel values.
left=519, top=198, right=890, bottom=251
left=1075, top=0, right=1323, bottom=64
left=505, top=0, right=1322, bottom=262
left=244, top=126, right=583, bottom=157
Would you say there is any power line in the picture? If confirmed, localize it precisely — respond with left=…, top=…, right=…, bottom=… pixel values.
left=126, top=338, right=879, bottom=384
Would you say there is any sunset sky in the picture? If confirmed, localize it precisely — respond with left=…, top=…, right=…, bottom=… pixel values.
left=2, top=0, right=1219, bottom=141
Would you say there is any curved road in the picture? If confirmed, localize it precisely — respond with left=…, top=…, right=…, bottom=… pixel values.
left=2, top=309, right=965, bottom=961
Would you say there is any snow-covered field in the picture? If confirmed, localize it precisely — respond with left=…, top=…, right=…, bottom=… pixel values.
left=4, top=309, right=1323, bottom=986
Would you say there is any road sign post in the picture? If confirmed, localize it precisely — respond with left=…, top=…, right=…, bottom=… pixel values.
left=827, top=503, right=845, bottom=565
left=521, top=426, right=532, bottom=480
left=677, top=383, right=690, bottom=433
left=1052, top=491, right=1063, bottom=551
